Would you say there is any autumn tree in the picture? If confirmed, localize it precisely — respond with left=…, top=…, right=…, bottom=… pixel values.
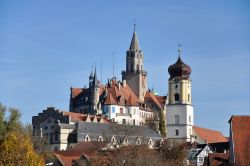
left=0, top=103, right=44, bottom=166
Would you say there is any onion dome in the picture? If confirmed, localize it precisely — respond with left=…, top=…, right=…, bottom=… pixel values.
left=168, top=56, right=191, bottom=79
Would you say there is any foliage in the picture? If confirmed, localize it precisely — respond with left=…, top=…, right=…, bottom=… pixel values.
left=0, top=103, right=45, bottom=166
left=159, top=109, right=167, bottom=137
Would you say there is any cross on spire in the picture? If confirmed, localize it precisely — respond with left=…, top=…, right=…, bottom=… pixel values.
left=177, top=43, right=182, bottom=57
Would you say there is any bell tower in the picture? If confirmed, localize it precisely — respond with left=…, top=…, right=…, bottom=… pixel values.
left=122, top=25, right=147, bottom=101
left=166, top=46, right=194, bottom=142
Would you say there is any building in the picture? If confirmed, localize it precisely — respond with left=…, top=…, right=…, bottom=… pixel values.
left=69, top=29, right=167, bottom=129
left=228, top=115, right=250, bottom=166
left=166, top=48, right=194, bottom=142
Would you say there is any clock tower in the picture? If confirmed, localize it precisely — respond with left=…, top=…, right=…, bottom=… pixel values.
left=166, top=47, right=194, bottom=142
left=122, top=27, right=147, bottom=101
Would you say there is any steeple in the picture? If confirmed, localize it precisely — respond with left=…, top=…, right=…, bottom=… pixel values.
left=129, top=31, right=140, bottom=51
left=93, top=68, right=98, bottom=87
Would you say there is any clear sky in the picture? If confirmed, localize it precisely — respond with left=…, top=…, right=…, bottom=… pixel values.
left=0, top=0, right=249, bottom=136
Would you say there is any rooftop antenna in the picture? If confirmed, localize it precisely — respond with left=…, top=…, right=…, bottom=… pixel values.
left=100, top=59, right=103, bottom=84
left=177, top=43, right=182, bottom=57
left=112, top=52, right=115, bottom=78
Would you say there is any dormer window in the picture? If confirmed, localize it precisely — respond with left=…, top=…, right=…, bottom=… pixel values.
left=85, top=135, right=90, bottom=142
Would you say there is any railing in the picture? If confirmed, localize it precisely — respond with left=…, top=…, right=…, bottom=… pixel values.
left=116, top=113, right=132, bottom=117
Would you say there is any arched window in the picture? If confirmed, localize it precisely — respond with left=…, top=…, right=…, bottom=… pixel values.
left=97, top=135, right=103, bottom=142
left=175, top=93, right=179, bottom=102
left=111, top=136, right=116, bottom=143
left=175, top=129, right=179, bottom=136
left=148, top=139, right=153, bottom=148
left=174, top=115, right=180, bottom=124
left=136, top=138, right=141, bottom=145
left=85, top=135, right=90, bottom=142
left=124, top=137, right=129, bottom=145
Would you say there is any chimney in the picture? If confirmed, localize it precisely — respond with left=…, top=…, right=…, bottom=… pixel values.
left=122, top=80, right=126, bottom=87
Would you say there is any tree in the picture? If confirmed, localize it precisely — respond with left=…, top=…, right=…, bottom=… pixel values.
left=159, top=109, right=167, bottom=137
left=0, top=103, right=44, bottom=165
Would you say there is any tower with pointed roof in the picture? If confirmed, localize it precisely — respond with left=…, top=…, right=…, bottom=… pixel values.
left=166, top=47, right=194, bottom=142
left=122, top=27, right=148, bottom=101
left=90, top=69, right=100, bottom=113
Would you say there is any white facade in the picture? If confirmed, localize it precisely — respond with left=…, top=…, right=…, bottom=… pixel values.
left=103, top=105, right=154, bottom=126
left=166, top=104, right=193, bottom=141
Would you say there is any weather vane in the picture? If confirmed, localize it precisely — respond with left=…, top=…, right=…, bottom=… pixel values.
left=133, top=18, right=136, bottom=32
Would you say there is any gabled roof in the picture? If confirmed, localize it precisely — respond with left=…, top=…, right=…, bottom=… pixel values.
left=197, top=142, right=229, bottom=153
left=145, top=92, right=163, bottom=110
left=71, top=88, right=84, bottom=98
left=104, top=93, right=117, bottom=105
left=193, top=126, right=228, bottom=143
left=126, top=94, right=139, bottom=106
left=229, top=115, right=250, bottom=165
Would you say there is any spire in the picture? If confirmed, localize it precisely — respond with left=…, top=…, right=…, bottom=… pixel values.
left=93, top=68, right=98, bottom=87
left=129, top=30, right=140, bottom=51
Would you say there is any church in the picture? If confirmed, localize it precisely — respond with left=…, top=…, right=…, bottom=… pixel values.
left=32, top=27, right=227, bottom=151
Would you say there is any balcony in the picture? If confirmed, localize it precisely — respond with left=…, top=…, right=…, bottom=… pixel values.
left=116, top=113, right=132, bottom=118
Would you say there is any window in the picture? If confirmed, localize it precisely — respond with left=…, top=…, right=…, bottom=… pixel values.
left=174, top=115, right=180, bottom=124
left=189, top=116, right=191, bottom=123
left=122, top=119, right=126, bottom=125
left=124, top=137, right=129, bottom=145
left=120, top=108, right=123, bottom=114
left=112, top=107, right=115, bottom=113
left=97, top=135, right=103, bottom=142
left=133, top=119, right=136, bottom=125
left=44, top=126, right=48, bottom=130
left=175, top=129, right=179, bottom=136
left=111, top=136, right=116, bottom=143
left=188, top=94, right=190, bottom=102
left=136, top=138, right=141, bottom=145
left=175, top=93, right=179, bottom=101
left=137, top=64, right=139, bottom=70
left=148, top=139, right=153, bottom=148
left=85, top=135, right=90, bottom=142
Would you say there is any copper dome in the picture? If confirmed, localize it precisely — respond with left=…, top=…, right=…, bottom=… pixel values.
left=168, top=57, right=191, bottom=79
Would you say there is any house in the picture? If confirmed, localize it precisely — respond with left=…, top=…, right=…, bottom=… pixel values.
left=188, top=142, right=229, bottom=166
left=228, top=115, right=250, bottom=166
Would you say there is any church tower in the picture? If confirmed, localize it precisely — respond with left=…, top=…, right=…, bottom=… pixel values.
left=122, top=27, right=147, bottom=101
left=166, top=47, right=194, bottom=142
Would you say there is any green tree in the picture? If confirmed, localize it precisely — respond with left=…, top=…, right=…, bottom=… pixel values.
left=159, top=109, right=167, bottom=137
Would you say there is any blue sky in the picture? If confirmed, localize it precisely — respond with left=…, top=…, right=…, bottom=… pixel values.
left=0, top=0, right=249, bottom=136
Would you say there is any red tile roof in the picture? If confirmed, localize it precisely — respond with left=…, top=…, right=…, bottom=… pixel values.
left=145, top=92, right=163, bottom=110
left=71, top=88, right=84, bottom=98
left=206, top=153, right=229, bottom=166
left=193, top=126, right=228, bottom=143
left=229, top=115, right=250, bottom=165
left=63, top=111, right=110, bottom=123
left=54, top=141, right=107, bottom=165
left=126, top=94, right=139, bottom=106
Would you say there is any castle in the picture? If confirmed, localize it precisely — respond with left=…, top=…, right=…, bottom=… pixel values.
left=32, top=27, right=227, bottom=151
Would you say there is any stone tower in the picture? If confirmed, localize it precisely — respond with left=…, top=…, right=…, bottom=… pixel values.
left=166, top=48, right=194, bottom=142
left=122, top=29, right=147, bottom=101
left=90, top=69, right=100, bottom=113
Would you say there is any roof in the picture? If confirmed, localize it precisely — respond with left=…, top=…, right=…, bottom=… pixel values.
left=206, top=153, right=229, bottom=166
left=63, top=112, right=110, bottom=123
left=193, top=126, right=228, bottom=143
left=229, top=115, right=250, bottom=165
left=129, top=31, right=140, bottom=51
left=145, top=92, right=163, bottom=110
left=54, top=141, right=106, bottom=165
left=76, top=122, right=162, bottom=139
left=197, top=142, right=229, bottom=153
left=71, top=88, right=84, bottom=98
